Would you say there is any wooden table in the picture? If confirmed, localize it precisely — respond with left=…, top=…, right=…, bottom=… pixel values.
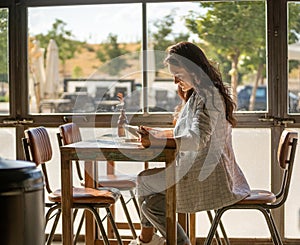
left=60, top=137, right=177, bottom=245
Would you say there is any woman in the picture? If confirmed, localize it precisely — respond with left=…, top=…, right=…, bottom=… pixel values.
left=131, top=41, right=250, bottom=245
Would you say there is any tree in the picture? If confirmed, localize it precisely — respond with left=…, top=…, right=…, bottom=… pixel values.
left=96, top=33, right=130, bottom=76
left=185, top=2, right=266, bottom=106
left=35, top=19, right=81, bottom=76
left=72, top=66, right=83, bottom=78
left=150, top=10, right=190, bottom=71
left=0, top=9, right=8, bottom=79
left=288, top=3, right=300, bottom=44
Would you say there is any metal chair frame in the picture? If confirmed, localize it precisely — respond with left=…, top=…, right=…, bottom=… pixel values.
left=204, top=130, right=298, bottom=245
left=57, top=122, right=140, bottom=239
left=22, top=126, right=123, bottom=245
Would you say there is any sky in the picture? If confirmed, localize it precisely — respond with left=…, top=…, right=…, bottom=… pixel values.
left=28, top=2, right=201, bottom=44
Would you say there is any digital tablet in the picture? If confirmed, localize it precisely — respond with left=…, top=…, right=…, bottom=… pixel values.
left=124, top=124, right=140, bottom=137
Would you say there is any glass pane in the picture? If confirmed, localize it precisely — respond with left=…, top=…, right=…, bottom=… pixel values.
left=285, top=128, right=300, bottom=238
left=28, top=4, right=142, bottom=114
left=147, top=1, right=266, bottom=113
left=288, top=7, right=300, bottom=235
left=288, top=2, right=300, bottom=114
left=147, top=2, right=195, bottom=113
left=0, top=8, right=9, bottom=115
left=0, top=128, right=15, bottom=159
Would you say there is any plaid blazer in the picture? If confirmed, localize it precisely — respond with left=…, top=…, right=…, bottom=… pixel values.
left=174, top=91, right=250, bottom=213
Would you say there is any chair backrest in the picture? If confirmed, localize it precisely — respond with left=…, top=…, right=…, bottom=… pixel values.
left=22, top=127, right=53, bottom=194
left=277, top=130, right=298, bottom=168
left=275, top=129, right=298, bottom=206
left=59, top=122, right=82, bottom=145
left=24, top=127, right=53, bottom=165
left=58, top=122, right=84, bottom=183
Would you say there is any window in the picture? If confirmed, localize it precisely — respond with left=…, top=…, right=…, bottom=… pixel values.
left=288, top=2, right=300, bottom=114
left=27, top=1, right=266, bottom=115
left=28, top=4, right=142, bottom=114
left=149, top=1, right=266, bottom=113
left=286, top=2, right=300, bottom=238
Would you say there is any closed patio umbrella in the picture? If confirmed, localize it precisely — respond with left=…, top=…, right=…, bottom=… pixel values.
left=28, top=38, right=46, bottom=111
left=44, top=39, right=60, bottom=99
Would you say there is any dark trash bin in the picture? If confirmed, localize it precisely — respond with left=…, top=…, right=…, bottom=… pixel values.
left=0, top=158, right=44, bottom=245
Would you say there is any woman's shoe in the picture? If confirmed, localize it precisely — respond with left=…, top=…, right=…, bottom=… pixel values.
left=129, top=234, right=165, bottom=245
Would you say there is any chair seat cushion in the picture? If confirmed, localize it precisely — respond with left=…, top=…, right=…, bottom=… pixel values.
left=238, top=189, right=276, bottom=204
left=98, top=174, right=137, bottom=190
left=48, top=187, right=120, bottom=204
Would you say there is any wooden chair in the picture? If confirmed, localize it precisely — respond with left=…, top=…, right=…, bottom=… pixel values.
left=204, top=129, right=298, bottom=245
left=22, top=126, right=123, bottom=245
left=57, top=122, right=140, bottom=239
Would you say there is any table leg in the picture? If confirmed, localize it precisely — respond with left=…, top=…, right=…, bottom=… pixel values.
left=165, top=153, right=176, bottom=245
left=61, top=157, right=73, bottom=245
left=85, top=161, right=96, bottom=244
left=178, top=213, right=196, bottom=245
left=106, top=161, right=115, bottom=238
left=189, top=214, right=196, bottom=245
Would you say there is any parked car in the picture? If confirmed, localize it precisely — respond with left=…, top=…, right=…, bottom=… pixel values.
left=288, top=91, right=299, bottom=113
left=237, top=85, right=299, bottom=112
left=56, top=92, right=96, bottom=113
left=237, top=85, right=267, bottom=111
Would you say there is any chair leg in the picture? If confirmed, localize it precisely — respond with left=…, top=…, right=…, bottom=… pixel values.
left=268, top=211, right=283, bottom=245
left=206, top=207, right=285, bottom=245
left=130, top=189, right=141, bottom=218
left=207, top=211, right=230, bottom=245
left=259, top=208, right=283, bottom=245
left=213, top=210, right=230, bottom=245
left=86, top=206, right=110, bottom=245
left=46, top=206, right=85, bottom=245
left=204, top=208, right=226, bottom=245
left=45, top=206, right=61, bottom=245
left=106, top=207, right=124, bottom=245
left=72, top=208, right=79, bottom=220
left=120, top=194, right=137, bottom=239
left=73, top=212, right=85, bottom=245
left=206, top=211, right=224, bottom=245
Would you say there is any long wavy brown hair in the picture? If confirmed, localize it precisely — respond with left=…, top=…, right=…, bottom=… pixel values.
left=164, top=41, right=237, bottom=127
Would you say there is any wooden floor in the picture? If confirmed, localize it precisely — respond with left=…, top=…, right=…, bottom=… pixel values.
left=52, top=243, right=85, bottom=245
left=50, top=239, right=300, bottom=245
left=49, top=236, right=300, bottom=245
left=50, top=238, right=275, bottom=245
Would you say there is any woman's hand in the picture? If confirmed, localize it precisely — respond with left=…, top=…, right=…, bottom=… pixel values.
left=138, top=126, right=155, bottom=148
left=138, top=126, right=176, bottom=148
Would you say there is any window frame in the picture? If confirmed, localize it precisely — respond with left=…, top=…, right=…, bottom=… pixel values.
left=4, top=0, right=289, bottom=129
